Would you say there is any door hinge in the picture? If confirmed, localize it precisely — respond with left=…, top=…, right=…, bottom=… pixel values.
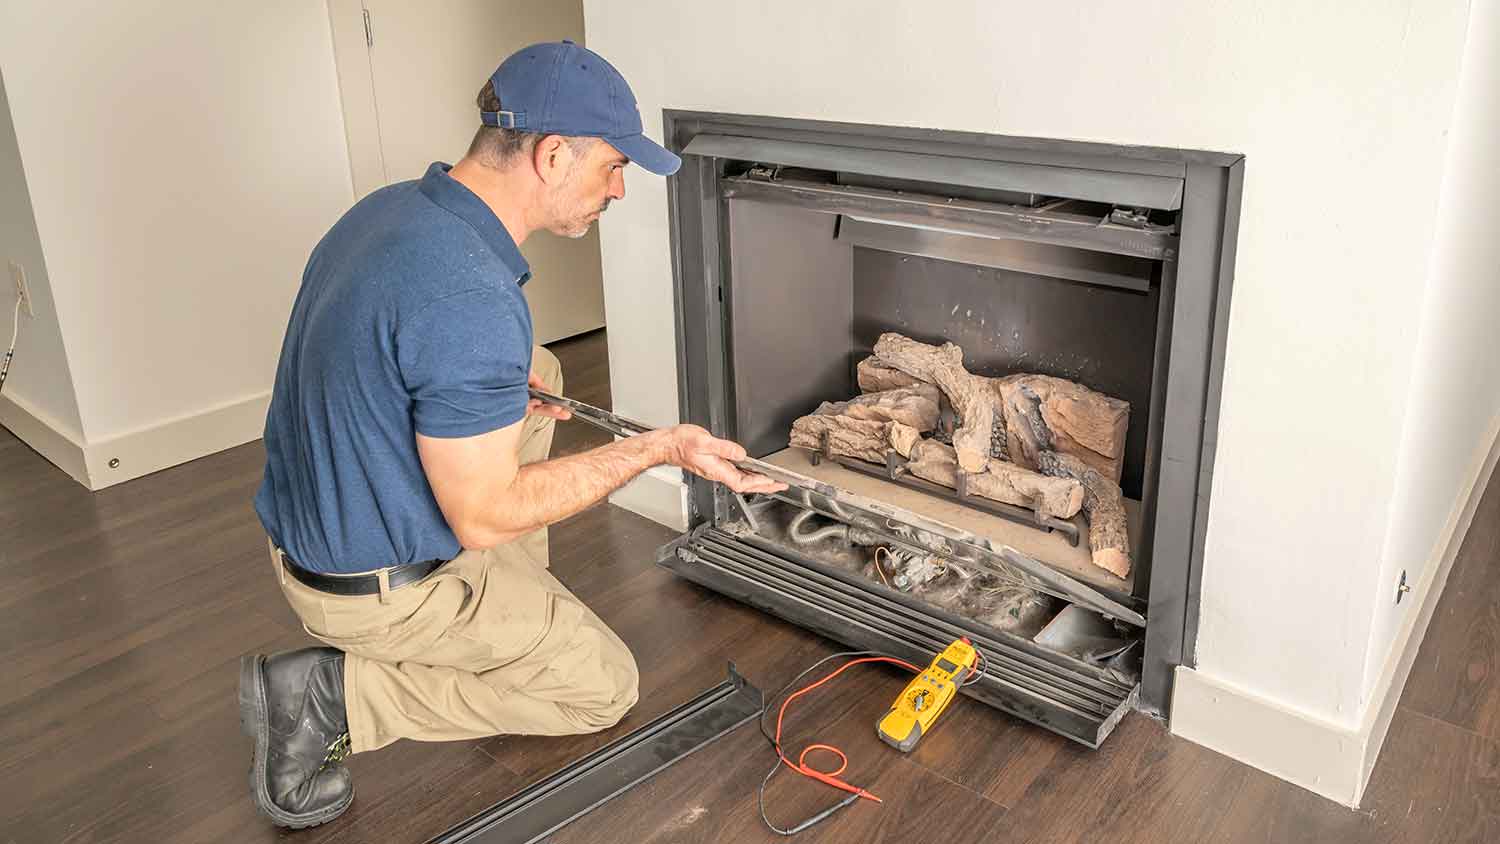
left=362, top=8, right=374, bottom=48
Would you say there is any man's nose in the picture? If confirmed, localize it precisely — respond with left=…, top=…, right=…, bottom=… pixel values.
left=608, top=170, right=626, bottom=200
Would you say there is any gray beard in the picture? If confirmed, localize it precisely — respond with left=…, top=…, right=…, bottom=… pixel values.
left=561, top=200, right=609, bottom=239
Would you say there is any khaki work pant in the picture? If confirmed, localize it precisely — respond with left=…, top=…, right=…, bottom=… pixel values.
left=272, top=347, right=639, bottom=754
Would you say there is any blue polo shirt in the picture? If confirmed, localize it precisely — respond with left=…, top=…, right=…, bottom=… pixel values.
left=254, top=162, right=533, bottom=573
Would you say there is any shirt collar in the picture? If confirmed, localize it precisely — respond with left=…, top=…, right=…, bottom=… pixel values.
left=418, top=162, right=532, bottom=285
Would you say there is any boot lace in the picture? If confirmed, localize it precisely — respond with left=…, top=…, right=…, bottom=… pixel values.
left=319, top=732, right=351, bottom=770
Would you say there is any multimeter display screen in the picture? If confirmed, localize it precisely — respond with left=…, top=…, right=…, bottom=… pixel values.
left=935, top=658, right=959, bottom=673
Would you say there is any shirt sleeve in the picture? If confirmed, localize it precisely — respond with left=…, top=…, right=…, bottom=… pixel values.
left=397, top=287, right=531, bottom=438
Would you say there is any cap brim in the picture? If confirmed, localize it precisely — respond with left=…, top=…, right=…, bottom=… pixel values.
left=606, top=133, right=682, bottom=176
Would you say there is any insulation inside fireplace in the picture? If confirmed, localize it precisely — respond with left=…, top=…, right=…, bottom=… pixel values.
left=735, top=491, right=1142, bottom=674
left=762, top=446, right=1142, bottom=598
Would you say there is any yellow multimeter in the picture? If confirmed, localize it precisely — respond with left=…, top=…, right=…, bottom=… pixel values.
left=876, top=638, right=978, bottom=752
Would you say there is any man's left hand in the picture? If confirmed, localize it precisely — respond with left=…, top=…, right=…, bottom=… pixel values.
left=526, top=370, right=572, bottom=421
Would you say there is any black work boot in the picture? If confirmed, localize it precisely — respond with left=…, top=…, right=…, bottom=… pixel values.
left=238, top=647, right=354, bottom=827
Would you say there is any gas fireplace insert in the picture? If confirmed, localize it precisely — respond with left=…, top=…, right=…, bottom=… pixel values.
left=655, top=111, right=1243, bottom=746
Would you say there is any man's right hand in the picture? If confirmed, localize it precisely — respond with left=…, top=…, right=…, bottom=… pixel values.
left=657, top=425, right=787, bottom=495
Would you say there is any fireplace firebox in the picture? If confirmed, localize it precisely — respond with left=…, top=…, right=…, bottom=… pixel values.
left=655, top=112, right=1242, bottom=747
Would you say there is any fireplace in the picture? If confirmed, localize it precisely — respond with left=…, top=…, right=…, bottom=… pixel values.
left=655, top=112, right=1242, bottom=747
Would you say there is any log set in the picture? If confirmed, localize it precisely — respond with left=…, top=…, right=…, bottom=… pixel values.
left=871, top=334, right=994, bottom=474
left=856, top=356, right=923, bottom=393
left=1039, top=451, right=1130, bottom=578
left=994, top=374, right=1129, bottom=483
left=789, top=414, right=920, bottom=464
left=788, top=409, right=1084, bottom=520
left=905, top=440, right=1084, bottom=520
left=812, top=383, right=941, bottom=432
left=791, top=332, right=1134, bottom=579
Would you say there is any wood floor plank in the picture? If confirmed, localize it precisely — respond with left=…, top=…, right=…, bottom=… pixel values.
left=0, top=594, right=281, bottom=761
left=979, top=712, right=1250, bottom=844
left=0, top=560, right=268, bottom=708
left=893, top=686, right=1072, bottom=810
left=1357, top=708, right=1500, bottom=843
left=310, top=745, right=521, bottom=844
left=7, top=692, right=247, bottom=843
left=0, top=595, right=274, bottom=806
left=550, top=329, right=614, bottom=458
left=541, top=504, right=675, bottom=598
left=1397, top=467, right=1500, bottom=741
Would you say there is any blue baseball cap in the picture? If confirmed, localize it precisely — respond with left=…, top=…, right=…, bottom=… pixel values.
left=481, top=40, right=680, bottom=177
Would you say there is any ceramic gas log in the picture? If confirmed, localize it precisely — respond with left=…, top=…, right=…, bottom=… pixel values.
left=792, top=332, right=1133, bottom=579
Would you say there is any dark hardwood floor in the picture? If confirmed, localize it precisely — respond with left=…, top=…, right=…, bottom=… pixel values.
left=2, top=327, right=1497, bottom=842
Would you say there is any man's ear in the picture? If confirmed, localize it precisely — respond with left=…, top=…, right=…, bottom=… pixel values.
left=532, top=135, right=571, bottom=185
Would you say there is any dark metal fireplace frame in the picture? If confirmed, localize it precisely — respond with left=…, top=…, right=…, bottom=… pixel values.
left=660, top=110, right=1243, bottom=719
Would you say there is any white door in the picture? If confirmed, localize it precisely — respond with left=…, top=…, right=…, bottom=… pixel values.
left=327, top=0, right=606, bottom=345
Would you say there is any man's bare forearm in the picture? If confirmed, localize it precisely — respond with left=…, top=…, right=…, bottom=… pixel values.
left=482, top=432, right=671, bottom=543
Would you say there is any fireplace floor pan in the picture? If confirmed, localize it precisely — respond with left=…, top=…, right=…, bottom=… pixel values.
left=762, top=446, right=1142, bottom=601
left=658, top=525, right=1139, bottom=748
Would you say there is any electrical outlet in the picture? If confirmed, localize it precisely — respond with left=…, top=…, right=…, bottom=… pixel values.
left=8, top=261, right=34, bottom=318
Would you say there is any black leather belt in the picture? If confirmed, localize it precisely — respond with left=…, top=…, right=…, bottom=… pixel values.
left=279, top=551, right=447, bottom=597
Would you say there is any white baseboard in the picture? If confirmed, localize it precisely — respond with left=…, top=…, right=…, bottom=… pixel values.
left=0, top=391, right=89, bottom=485
left=609, top=464, right=688, bottom=532
left=81, top=391, right=271, bottom=490
left=1171, top=666, right=1365, bottom=805
left=1171, top=411, right=1500, bottom=807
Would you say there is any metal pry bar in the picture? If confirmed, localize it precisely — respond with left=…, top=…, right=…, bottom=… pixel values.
left=528, top=388, right=1144, bottom=627
left=531, top=388, right=652, bottom=438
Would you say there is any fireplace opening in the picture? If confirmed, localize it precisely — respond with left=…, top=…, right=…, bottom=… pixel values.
left=661, top=113, right=1241, bottom=743
left=713, top=164, right=1159, bottom=684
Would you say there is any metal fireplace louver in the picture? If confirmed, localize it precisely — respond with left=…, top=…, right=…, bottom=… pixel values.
left=658, top=527, right=1137, bottom=747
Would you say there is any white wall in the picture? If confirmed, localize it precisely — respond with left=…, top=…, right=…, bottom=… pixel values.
left=0, top=66, right=83, bottom=443
left=0, top=1, right=355, bottom=485
left=1369, top=0, right=1500, bottom=698
left=583, top=0, right=1474, bottom=731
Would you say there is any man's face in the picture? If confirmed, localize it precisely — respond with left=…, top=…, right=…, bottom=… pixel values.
left=543, top=139, right=628, bottom=239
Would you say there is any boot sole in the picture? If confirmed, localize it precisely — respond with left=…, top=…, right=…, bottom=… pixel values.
left=238, top=654, right=354, bottom=828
